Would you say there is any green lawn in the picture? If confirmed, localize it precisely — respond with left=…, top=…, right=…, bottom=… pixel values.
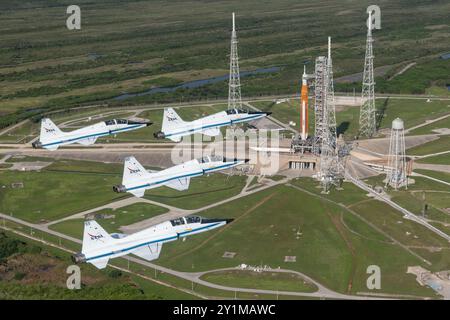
left=0, top=161, right=126, bottom=223
left=409, top=115, right=450, bottom=135
left=408, top=136, right=450, bottom=156
left=290, top=177, right=368, bottom=206
left=154, top=184, right=437, bottom=296
left=377, top=99, right=450, bottom=131
left=201, top=270, right=318, bottom=293
left=0, top=230, right=196, bottom=300
left=415, top=169, right=450, bottom=184
left=49, top=203, right=169, bottom=238
left=416, top=152, right=450, bottom=165
left=144, top=174, right=247, bottom=209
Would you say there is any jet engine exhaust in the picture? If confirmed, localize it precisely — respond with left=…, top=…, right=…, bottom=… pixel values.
left=71, top=253, right=86, bottom=264
left=153, top=131, right=165, bottom=139
left=113, top=184, right=126, bottom=193
left=32, top=141, right=42, bottom=149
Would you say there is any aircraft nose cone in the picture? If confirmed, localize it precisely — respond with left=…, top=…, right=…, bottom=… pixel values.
left=265, top=112, right=272, bottom=116
left=225, top=219, right=234, bottom=224
left=244, top=159, right=250, bottom=163
left=146, top=122, right=153, bottom=127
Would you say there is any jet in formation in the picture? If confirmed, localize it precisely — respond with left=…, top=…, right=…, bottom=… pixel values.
left=32, top=118, right=151, bottom=150
left=72, top=216, right=232, bottom=269
left=113, top=155, right=248, bottom=198
left=154, top=107, right=271, bottom=142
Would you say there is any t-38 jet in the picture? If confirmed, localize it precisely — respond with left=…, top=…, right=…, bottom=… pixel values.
left=113, top=155, right=248, bottom=198
left=72, top=216, right=232, bottom=269
left=32, top=118, right=151, bottom=150
left=153, top=107, right=271, bottom=142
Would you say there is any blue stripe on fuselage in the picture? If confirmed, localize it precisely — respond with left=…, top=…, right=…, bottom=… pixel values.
left=165, top=114, right=263, bottom=138
left=125, top=162, right=238, bottom=192
left=41, top=124, right=143, bottom=147
left=85, top=222, right=222, bottom=262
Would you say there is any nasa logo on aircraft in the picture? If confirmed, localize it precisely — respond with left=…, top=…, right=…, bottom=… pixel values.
left=88, top=233, right=104, bottom=241
left=45, top=127, right=56, bottom=133
left=167, top=115, right=177, bottom=122
left=127, top=167, right=141, bottom=174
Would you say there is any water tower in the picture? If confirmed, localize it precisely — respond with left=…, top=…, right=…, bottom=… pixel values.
left=385, top=118, right=407, bottom=189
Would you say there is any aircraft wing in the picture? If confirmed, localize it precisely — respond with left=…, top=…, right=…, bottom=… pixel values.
left=88, top=258, right=109, bottom=269
left=201, top=127, right=220, bottom=137
left=165, top=177, right=190, bottom=191
left=167, top=135, right=182, bottom=142
left=132, top=243, right=163, bottom=261
left=129, top=189, right=146, bottom=198
left=77, top=136, right=98, bottom=145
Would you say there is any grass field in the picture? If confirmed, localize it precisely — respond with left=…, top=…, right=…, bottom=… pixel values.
left=0, top=159, right=127, bottom=222
left=49, top=203, right=169, bottom=238
left=0, top=0, right=449, bottom=128
left=408, top=135, right=450, bottom=156
left=415, top=169, right=450, bottom=184
left=409, top=115, right=450, bottom=135
left=200, top=270, right=318, bottom=293
left=416, top=153, right=450, bottom=165
left=144, top=174, right=247, bottom=209
left=154, top=184, right=437, bottom=296
left=365, top=175, right=450, bottom=225
left=0, top=230, right=196, bottom=299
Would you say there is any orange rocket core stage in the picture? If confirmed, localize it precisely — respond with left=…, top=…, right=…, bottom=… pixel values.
left=300, top=67, right=309, bottom=140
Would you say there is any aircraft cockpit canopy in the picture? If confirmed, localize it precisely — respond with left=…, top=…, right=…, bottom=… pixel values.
left=105, top=119, right=144, bottom=126
left=185, top=216, right=202, bottom=224
left=226, top=108, right=247, bottom=115
left=170, top=217, right=185, bottom=226
left=199, top=155, right=225, bottom=163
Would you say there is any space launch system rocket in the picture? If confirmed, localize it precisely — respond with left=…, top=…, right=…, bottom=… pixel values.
left=300, top=65, right=309, bottom=140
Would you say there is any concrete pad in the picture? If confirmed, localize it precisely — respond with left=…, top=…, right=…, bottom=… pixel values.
left=284, top=256, right=296, bottom=262
left=222, top=252, right=236, bottom=258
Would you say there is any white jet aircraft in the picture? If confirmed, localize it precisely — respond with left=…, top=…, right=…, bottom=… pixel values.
left=153, top=107, right=271, bottom=142
left=113, top=155, right=248, bottom=198
left=32, top=118, right=151, bottom=150
left=72, top=216, right=232, bottom=269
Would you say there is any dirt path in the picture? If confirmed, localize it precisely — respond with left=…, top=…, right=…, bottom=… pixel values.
left=326, top=211, right=357, bottom=294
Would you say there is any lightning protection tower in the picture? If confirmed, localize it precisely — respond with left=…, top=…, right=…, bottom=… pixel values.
left=359, top=12, right=376, bottom=137
left=319, top=37, right=339, bottom=193
left=313, top=55, right=327, bottom=154
left=228, top=12, right=242, bottom=111
left=385, top=118, right=407, bottom=190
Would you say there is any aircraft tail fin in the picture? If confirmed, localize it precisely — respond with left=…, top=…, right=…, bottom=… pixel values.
left=81, top=220, right=115, bottom=254
left=122, top=156, right=151, bottom=185
left=162, top=107, right=185, bottom=134
left=40, top=118, right=63, bottom=141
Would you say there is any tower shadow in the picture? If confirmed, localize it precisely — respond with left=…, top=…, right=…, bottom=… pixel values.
left=376, top=98, right=389, bottom=130
left=337, top=121, right=350, bottom=136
